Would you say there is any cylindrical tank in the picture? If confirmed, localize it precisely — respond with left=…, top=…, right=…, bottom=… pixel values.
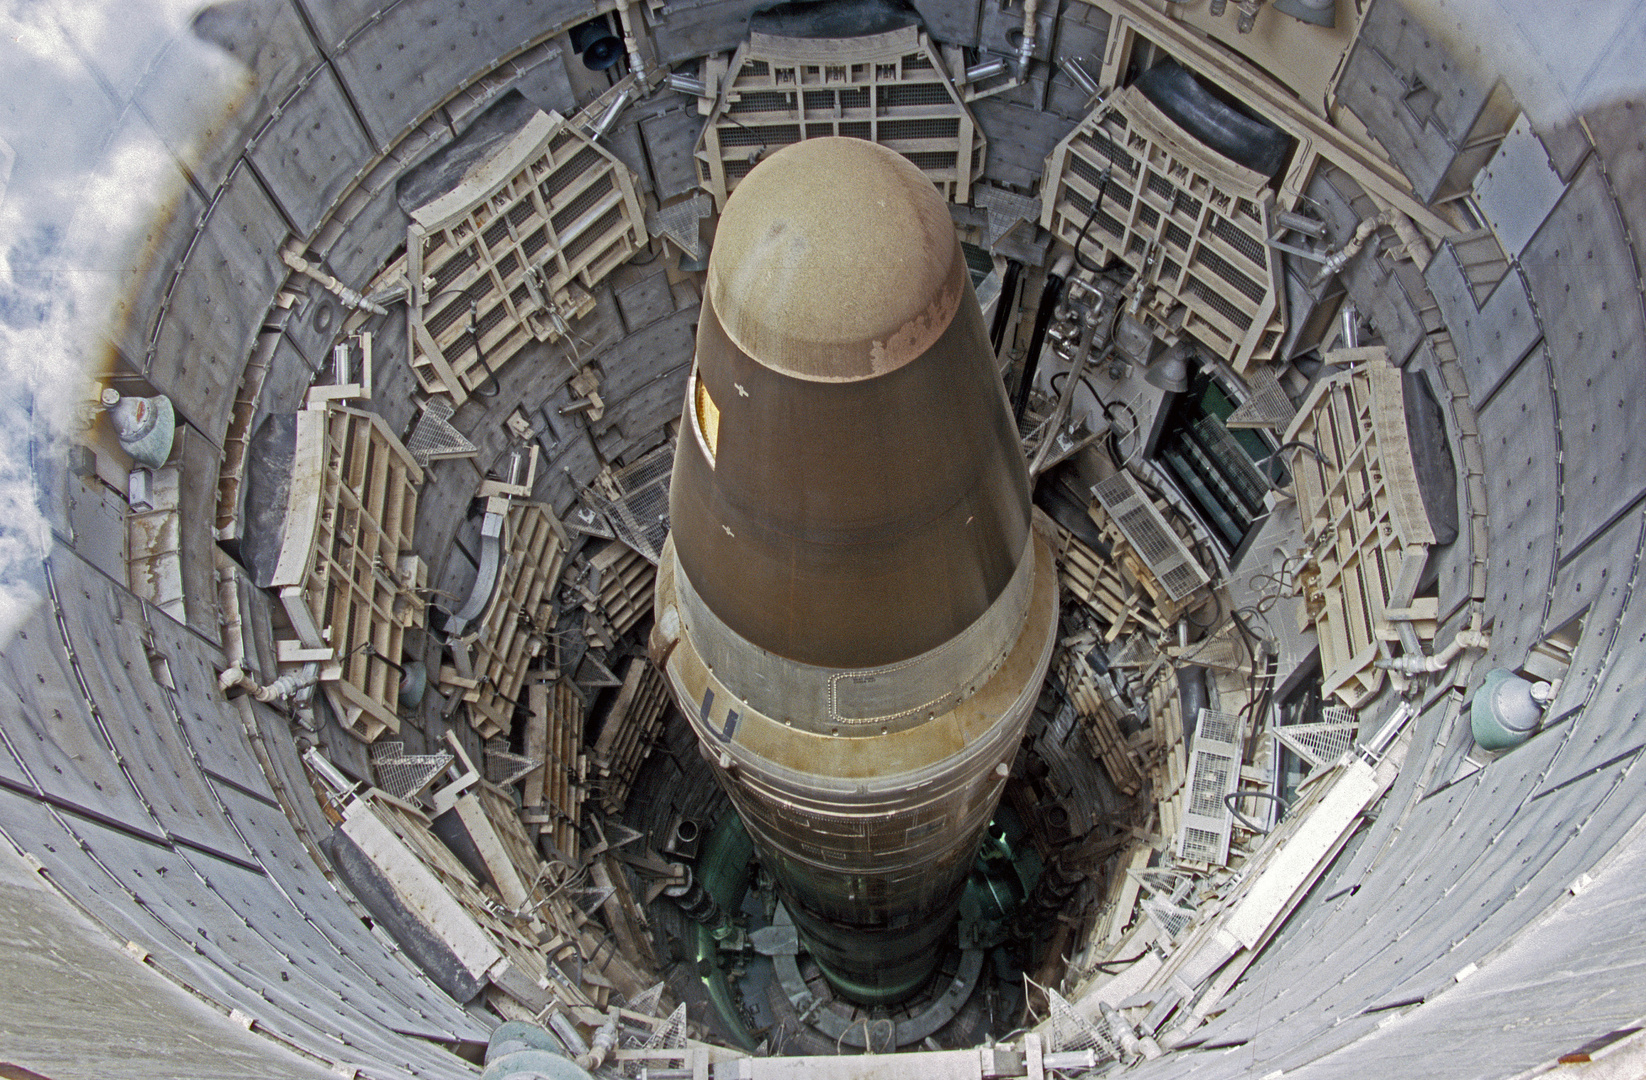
left=651, top=138, right=1058, bottom=1005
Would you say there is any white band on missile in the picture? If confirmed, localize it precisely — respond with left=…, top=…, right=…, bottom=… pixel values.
left=671, top=529, right=1038, bottom=736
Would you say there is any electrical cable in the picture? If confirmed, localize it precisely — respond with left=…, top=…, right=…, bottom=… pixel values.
left=427, top=288, right=502, bottom=398
left=1181, top=585, right=1220, bottom=631
left=1072, top=166, right=1113, bottom=275
left=1224, top=789, right=1289, bottom=832
left=1256, top=438, right=1330, bottom=486
left=1088, top=949, right=1152, bottom=973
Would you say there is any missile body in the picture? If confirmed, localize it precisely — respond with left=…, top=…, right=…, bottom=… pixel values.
left=652, top=138, right=1058, bottom=1005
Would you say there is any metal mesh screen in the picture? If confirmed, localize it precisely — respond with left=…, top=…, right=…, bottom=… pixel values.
left=1142, top=895, right=1195, bottom=940
left=1274, top=705, right=1359, bottom=768
left=644, top=1003, right=688, bottom=1049
left=628, top=981, right=666, bottom=1017
left=369, top=742, right=452, bottom=801
left=593, top=442, right=674, bottom=565
left=1226, top=364, right=1298, bottom=430
left=406, top=395, right=479, bottom=466
left=1044, top=987, right=1122, bottom=1058
left=484, top=745, right=538, bottom=787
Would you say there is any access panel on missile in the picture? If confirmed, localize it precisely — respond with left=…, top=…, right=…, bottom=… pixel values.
left=652, top=137, right=1058, bottom=1005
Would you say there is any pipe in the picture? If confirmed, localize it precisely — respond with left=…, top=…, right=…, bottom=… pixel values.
left=1275, top=209, right=1327, bottom=237
left=301, top=746, right=359, bottom=800
left=1387, top=210, right=1433, bottom=267
left=219, top=662, right=320, bottom=703
left=575, top=1008, right=620, bottom=1071
left=446, top=508, right=507, bottom=638
left=1044, top=1050, right=1100, bottom=1070
left=1102, top=1001, right=1146, bottom=1061
left=613, top=0, right=645, bottom=78
left=967, top=56, right=1008, bottom=82
left=590, top=87, right=634, bottom=140
left=545, top=1006, right=589, bottom=1058
left=666, top=71, right=706, bottom=96
left=1374, top=627, right=1491, bottom=674
left=989, top=259, right=1023, bottom=357
left=1310, top=216, right=1381, bottom=288
left=279, top=249, right=388, bottom=316
left=1340, top=304, right=1360, bottom=348
left=1312, top=210, right=1432, bottom=287
left=1016, top=0, right=1040, bottom=76
left=1066, top=58, right=1100, bottom=97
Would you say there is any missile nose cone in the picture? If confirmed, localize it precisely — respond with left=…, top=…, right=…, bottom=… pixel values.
left=709, top=137, right=964, bottom=382
left=674, top=138, right=1032, bottom=671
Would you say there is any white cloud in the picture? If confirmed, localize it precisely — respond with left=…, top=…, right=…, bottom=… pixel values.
left=0, top=0, right=237, bottom=639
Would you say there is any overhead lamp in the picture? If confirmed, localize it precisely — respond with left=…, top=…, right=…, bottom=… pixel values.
left=1144, top=348, right=1191, bottom=394
left=569, top=16, right=623, bottom=71
left=397, top=660, right=428, bottom=710
left=1273, top=0, right=1337, bottom=27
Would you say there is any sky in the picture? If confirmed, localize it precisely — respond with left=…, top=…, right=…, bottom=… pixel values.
left=0, top=0, right=238, bottom=633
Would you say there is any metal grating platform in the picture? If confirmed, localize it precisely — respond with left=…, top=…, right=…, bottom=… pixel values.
left=370, top=741, right=454, bottom=801
left=1043, top=986, right=1122, bottom=1058
left=1273, top=704, right=1360, bottom=769
left=405, top=395, right=479, bottom=466
left=1227, top=364, right=1299, bottom=430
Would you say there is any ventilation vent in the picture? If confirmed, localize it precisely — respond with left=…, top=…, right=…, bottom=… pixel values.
left=1178, top=707, right=1244, bottom=865
left=1091, top=472, right=1210, bottom=601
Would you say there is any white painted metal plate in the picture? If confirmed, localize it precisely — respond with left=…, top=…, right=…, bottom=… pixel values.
left=1225, top=758, right=1385, bottom=949
left=1473, top=113, right=1567, bottom=257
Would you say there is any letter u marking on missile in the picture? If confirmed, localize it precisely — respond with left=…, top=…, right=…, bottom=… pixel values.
left=700, top=686, right=738, bottom=742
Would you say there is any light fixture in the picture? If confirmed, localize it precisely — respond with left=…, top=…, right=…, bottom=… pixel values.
left=569, top=16, right=623, bottom=71
left=1274, top=0, right=1337, bottom=28
left=1144, top=349, right=1191, bottom=394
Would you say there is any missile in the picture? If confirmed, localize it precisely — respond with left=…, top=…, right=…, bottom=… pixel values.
left=651, top=138, right=1058, bottom=1005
